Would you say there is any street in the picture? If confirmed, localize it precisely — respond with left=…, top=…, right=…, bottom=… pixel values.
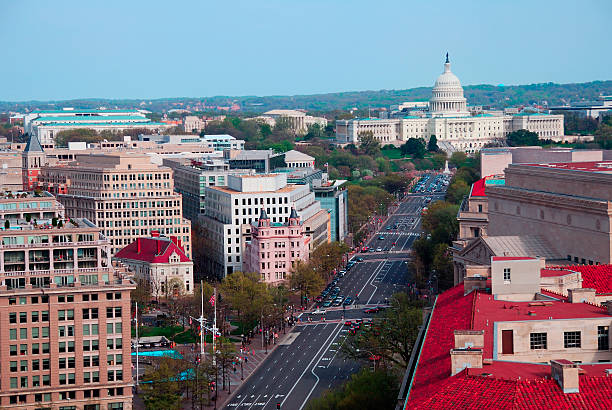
left=224, top=192, right=436, bottom=409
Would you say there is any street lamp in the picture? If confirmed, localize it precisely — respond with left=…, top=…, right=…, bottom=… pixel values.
left=356, top=349, right=378, bottom=371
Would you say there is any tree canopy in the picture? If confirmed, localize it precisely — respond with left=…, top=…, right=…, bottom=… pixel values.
left=427, top=135, right=438, bottom=152
left=400, top=138, right=426, bottom=158
left=506, top=129, right=540, bottom=146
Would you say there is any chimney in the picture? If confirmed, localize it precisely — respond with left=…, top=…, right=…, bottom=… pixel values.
left=156, top=239, right=161, bottom=255
left=170, top=235, right=177, bottom=245
left=137, top=238, right=141, bottom=254
left=454, top=330, right=484, bottom=349
left=151, top=230, right=160, bottom=238
left=551, top=360, right=579, bottom=393
left=450, top=348, right=482, bottom=376
left=567, top=288, right=596, bottom=304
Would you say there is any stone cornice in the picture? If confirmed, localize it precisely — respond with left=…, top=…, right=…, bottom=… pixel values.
left=507, top=164, right=612, bottom=185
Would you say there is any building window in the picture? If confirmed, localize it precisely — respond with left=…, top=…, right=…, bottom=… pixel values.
left=503, top=268, right=511, bottom=282
left=598, top=326, right=609, bottom=351
left=530, top=333, right=547, bottom=349
left=564, top=331, right=581, bottom=348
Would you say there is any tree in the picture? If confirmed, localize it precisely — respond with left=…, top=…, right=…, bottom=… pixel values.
left=594, top=117, right=612, bottom=149
left=304, top=123, right=324, bottom=140
left=305, top=368, right=399, bottom=410
left=342, top=293, right=423, bottom=369
left=290, top=260, right=324, bottom=307
left=132, top=279, right=153, bottom=306
left=432, top=243, right=454, bottom=291
left=427, top=135, right=438, bottom=152
left=140, top=357, right=186, bottom=410
left=400, top=138, right=426, bottom=159
left=421, top=201, right=459, bottom=245
left=358, top=131, right=381, bottom=156
left=445, top=178, right=469, bottom=205
left=449, top=151, right=468, bottom=168
left=506, top=129, right=540, bottom=147
left=221, top=271, right=271, bottom=334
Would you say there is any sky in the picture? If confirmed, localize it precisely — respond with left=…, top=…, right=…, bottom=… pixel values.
left=1, top=0, right=611, bottom=101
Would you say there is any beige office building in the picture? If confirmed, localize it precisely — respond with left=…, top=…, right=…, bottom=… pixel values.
left=36, top=153, right=192, bottom=257
left=0, top=193, right=134, bottom=409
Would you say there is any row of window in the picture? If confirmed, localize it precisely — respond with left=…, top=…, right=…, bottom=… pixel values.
left=8, top=391, right=124, bottom=408
left=529, top=327, right=609, bottom=350
left=8, top=292, right=118, bottom=307
left=235, top=196, right=288, bottom=206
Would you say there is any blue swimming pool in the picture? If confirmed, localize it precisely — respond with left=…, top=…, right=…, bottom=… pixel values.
left=131, top=350, right=183, bottom=359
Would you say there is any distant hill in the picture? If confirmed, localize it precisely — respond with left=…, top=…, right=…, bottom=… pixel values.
left=1, top=80, right=611, bottom=114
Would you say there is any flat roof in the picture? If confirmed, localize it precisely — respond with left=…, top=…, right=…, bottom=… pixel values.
left=32, top=109, right=139, bottom=114
left=523, top=161, right=612, bottom=174
left=34, top=115, right=147, bottom=122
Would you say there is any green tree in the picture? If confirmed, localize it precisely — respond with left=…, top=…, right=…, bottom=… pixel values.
left=140, top=357, right=186, bottom=410
left=427, top=134, right=438, bottom=152
left=290, top=260, right=324, bottom=307
left=449, top=151, right=468, bottom=168
left=358, top=131, right=381, bottom=156
left=422, top=201, right=459, bottom=245
left=342, top=293, right=423, bottom=369
left=305, top=368, right=399, bottom=410
left=445, top=178, right=469, bottom=204
left=221, top=271, right=271, bottom=334
left=400, top=138, right=426, bottom=158
left=432, top=243, right=455, bottom=291
left=594, top=117, right=612, bottom=149
left=506, top=129, right=540, bottom=147
left=304, top=123, right=324, bottom=140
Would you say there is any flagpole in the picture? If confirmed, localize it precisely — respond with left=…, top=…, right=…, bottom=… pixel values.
left=212, top=287, right=217, bottom=366
left=200, top=280, right=204, bottom=360
left=135, top=302, right=139, bottom=387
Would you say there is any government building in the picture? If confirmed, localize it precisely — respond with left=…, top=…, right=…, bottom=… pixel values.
left=335, top=55, right=564, bottom=153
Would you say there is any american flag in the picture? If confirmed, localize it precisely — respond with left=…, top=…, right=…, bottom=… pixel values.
left=209, top=294, right=216, bottom=307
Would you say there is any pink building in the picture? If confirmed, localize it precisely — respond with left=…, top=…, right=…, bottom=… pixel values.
left=244, top=208, right=310, bottom=284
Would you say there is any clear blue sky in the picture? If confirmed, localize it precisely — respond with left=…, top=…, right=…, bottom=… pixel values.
left=1, top=0, right=611, bottom=101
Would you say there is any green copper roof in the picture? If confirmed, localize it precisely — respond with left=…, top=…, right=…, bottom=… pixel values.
left=34, top=115, right=148, bottom=123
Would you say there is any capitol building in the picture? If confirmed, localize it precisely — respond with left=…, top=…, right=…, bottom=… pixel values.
left=335, top=55, right=564, bottom=153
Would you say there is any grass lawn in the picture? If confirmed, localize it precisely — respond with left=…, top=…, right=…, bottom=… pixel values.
left=381, top=148, right=404, bottom=160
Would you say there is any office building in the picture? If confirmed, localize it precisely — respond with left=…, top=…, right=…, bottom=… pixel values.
left=24, top=108, right=172, bottom=147
left=35, top=153, right=191, bottom=257
left=0, top=193, right=135, bottom=409
left=225, top=149, right=286, bottom=173
left=201, top=173, right=329, bottom=277
left=336, top=55, right=564, bottom=153
left=163, top=157, right=253, bottom=221
left=313, top=178, right=348, bottom=242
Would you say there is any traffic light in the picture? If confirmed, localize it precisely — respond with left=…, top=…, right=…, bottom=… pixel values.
left=277, top=403, right=281, bottom=409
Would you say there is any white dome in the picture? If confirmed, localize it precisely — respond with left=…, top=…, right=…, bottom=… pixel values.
left=429, top=55, right=469, bottom=118
left=434, top=64, right=462, bottom=88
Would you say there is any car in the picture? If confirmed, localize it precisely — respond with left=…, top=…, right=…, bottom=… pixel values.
left=323, top=300, right=332, bottom=307
left=376, top=247, right=382, bottom=252
left=378, top=236, right=385, bottom=240
left=344, top=320, right=353, bottom=326
left=343, top=297, right=353, bottom=306
left=369, top=248, right=375, bottom=253
left=332, top=300, right=342, bottom=307
left=339, top=270, right=346, bottom=275
left=312, top=309, right=326, bottom=315
left=364, top=307, right=380, bottom=314
left=386, top=226, right=391, bottom=230
left=356, top=257, right=364, bottom=262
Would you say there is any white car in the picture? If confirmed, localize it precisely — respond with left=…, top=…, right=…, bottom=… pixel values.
left=376, top=247, right=383, bottom=252
left=312, top=309, right=326, bottom=315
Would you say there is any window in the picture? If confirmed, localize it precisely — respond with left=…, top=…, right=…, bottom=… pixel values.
left=503, top=268, right=511, bottom=282
left=530, top=333, right=547, bottom=349
left=10, top=329, right=17, bottom=340
left=564, top=331, right=581, bottom=348
left=598, top=326, right=609, bottom=351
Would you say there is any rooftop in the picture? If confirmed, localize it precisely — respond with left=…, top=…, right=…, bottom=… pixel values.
left=114, top=236, right=190, bottom=264
left=406, top=284, right=612, bottom=409
left=524, top=161, right=612, bottom=174
left=31, top=109, right=140, bottom=114
left=558, top=264, right=612, bottom=294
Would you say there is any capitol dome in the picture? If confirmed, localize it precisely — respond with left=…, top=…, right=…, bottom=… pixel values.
left=429, top=54, right=469, bottom=117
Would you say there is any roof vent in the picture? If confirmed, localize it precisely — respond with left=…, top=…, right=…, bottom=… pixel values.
left=605, top=369, right=612, bottom=375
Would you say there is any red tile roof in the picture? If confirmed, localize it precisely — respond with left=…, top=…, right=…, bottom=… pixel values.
left=406, top=285, right=612, bottom=409
left=563, top=264, right=612, bottom=294
left=406, top=284, right=476, bottom=407
left=114, top=237, right=191, bottom=264
left=412, top=371, right=612, bottom=410
left=472, top=293, right=609, bottom=359
left=540, top=268, right=576, bottom=277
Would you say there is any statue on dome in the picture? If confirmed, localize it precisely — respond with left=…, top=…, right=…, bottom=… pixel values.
left=445, top=52, right=449, bottom=64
